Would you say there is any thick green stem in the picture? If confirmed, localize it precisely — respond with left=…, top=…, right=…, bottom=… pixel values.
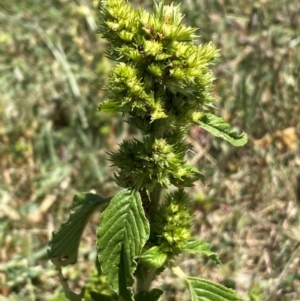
left=149, top=185, right=162, bottom=212
left=136, top=184, right=162, bottom=292
left=136, top=266, right=157, bottom=292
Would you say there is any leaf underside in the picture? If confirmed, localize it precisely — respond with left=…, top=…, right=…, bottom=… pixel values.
left=197, top=113, right=248, bottom=147
left=183, top=239, right=221, bottom=266
left=186, top=277, right=242, bottom=301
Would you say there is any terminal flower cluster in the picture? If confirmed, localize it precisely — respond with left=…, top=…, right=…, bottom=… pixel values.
left=99, top=0, right=218, bottom=195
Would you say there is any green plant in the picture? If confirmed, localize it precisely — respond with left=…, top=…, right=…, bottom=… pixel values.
left=48, top=1, right=247, bottom=300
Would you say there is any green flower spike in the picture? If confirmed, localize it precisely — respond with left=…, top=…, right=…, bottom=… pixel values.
left=151, top=189, right=192, bottom=256
left=49, top=1, right=246, bottom=301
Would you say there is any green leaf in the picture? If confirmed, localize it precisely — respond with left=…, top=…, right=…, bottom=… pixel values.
left=189, top=166, right=206, bottom=183
left=186, top=277, right=242, bottom=301
left=193, top=171, right=206, bottom=183
left=90, top=292, right=117, bottom=301
left=119, top=244, right=134, bottom=301
left=99, top=100, right=119, bottom=114
left=97, top=189, right=150, bottom=298
left=183, top=240, right=221, bottom=266
left=139, top=246, right=167, bottom=269
left=68, top=291, right=83, bottom=301
left=195, top=113, right=248, bottom=147
left=134, top=289, right=163, bottom=301
left=48, top=193, right=110, bottom=267
left=49, top=291, right=83, bottom=301
left=47, top=293, right=69, bottom=301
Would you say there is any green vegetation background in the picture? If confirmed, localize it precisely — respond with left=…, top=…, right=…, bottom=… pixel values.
left=0, top=0, right=299, bottom=300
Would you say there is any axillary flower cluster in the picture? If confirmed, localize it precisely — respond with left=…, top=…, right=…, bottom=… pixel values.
left=99, top=0, right=218, bottom=256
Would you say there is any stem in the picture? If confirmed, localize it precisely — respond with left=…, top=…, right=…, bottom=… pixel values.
left=136, top=267, right=157, bottom=292
left=150, top=185, right=162, bottom=212
left=57, top=267, right=72, bottom=299
left=136, top=184, right=162, bottom=292
left=171, top=265, right=186, bottom=280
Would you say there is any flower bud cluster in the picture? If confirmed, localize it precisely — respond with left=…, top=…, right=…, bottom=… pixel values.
left=99, top=0, right=219, bottom=131
left=151, top=189, right=192, bottom=255
left=98, top=0, right=139, bottom=47
left=99, top=0, right=218, bottom=191
left=110, top=136, right=198, bottom=190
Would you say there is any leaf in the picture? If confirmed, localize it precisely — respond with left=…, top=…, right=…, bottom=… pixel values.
left=172, top=267, right=241, bottom=301
left=196, top=113, right=248, bottom=146
left=134, top=289, right=163, bottom=301
left=193, top=171, right=206, bottom=183
left=68, top=291, right=83, bottom=301
left=139, top=246, right=167, bottom=269
left=47, top=293, right=69, bottom=301
left=50, top=291, right=83, bottom=301
left=119, top=244, right=135, bottom=301
left=183, top=240, right=221, bottom=266
left=189, top=166, right=206, bottom=183
left=90, top=292, right=117, bottom=301
left=186, top=277, right=242, bottom=301
left=99, top=100, right=119, bottom=114
left=48, top=193, right=110, bottom=267
left=97, top=189, right=150, bottom=298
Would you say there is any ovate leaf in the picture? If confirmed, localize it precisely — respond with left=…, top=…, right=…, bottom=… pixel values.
left=134, top=289, right=163, bottom=301
left=97, top=189, right=150, bottom=298
left=48, top=193, right=110, bottom=267
left=186, top=277, right=242, bottom=301
left=195, top=113, right=248, bottom=147
left=183, top=239, right=220, bottom=265
left=140, top=246, right=168, bottom=269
